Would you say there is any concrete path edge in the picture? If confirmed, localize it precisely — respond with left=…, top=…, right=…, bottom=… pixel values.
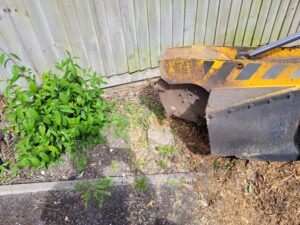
left=0, top=172, right=203, bottom=196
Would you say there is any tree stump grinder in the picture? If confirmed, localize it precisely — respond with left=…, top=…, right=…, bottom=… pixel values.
left=155, top=32, right=300, bottom=161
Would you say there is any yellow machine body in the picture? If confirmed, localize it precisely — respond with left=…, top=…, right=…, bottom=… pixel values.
left=156, top=45, right=300, bottom=161
left=159, top=46, right=300, bottom=89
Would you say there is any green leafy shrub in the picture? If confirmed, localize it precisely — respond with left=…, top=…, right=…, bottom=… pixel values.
left=75, top=177, right=112, bottom=208
left=1, top=51, right=110, bottom=170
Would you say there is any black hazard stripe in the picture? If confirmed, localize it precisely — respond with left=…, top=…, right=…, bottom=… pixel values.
left=237, top=63, right=261, bottom=80
left=262, top=64, right=287, bottom=79
left=208, top=62, right=236, bottom=83
left=203, top=61, right=214, bottom=74
left=290, top=68, right=300, bottom=78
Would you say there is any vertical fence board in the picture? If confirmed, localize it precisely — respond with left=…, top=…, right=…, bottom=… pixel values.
left=279, top=0, right=299, bottom=39
left=74, top=0, right=105, bottom=75
left=205, top=0, right=220, bottom=45
left=5, top=0, right=48, bottom=76
left=0, top=33, right=11, bottom=83
left=148, top=0, right=161, bottom=67
left=134, top=0, right=150, bottom=70
left=194, top=0, right=209, bottom=45
left=0, top=11, right=27, bottom=89
left=161, top=0, right=172, bottom=52
left=0, top=0, right=33, bottom=73
left=270, top=0, right=290, bottom=42
left=234, top=0, right=253, bottom=46
left=224, top=0, right=242, bottom=46
left=57, top=0, right=90, bottom=68
left=104, top=0, right=128, bottom=74
left=288, top=2, right=300, bottom=35
left=184, top=0, right=198, bottom=45
left=119, top=0, right=139, bottom=73
left=215, top=0, right=232, bottom=46
left=39, top=0, right=72, bottom=59
left=260, top=0, right=281, bottom=45
left=172, top=0, right=184, bottom=47
left=90, top=0, right=116, bottom=76
left=23, top=0, right=59, bottom=69
left=251, top=0, right=272, bottom=46
left=243, top=0, right=262, bottom=46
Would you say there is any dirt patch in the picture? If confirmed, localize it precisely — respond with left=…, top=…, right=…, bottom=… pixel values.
left=104, top=83, right=300, bottom=225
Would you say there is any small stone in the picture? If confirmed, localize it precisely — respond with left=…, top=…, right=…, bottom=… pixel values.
left=200, top=199, right=208, bottom=207
left=146, top=200, right=155, bottom=207
left=64, top=216, right=69, bottom=222
left=147, top=117, right=175, bottom=147
left=109, top=148, right=114, bottom=152
left=40, top=171, right=45, bottom=175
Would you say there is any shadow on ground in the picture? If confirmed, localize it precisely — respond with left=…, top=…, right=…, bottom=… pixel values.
left=0, top=177, right=200, bottom=225
left=38, top=181, right=183, bottom=225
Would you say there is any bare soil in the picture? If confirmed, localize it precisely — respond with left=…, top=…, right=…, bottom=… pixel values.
left=0, top=182, right=200, bottom=225
left=104, top=82, right=300, bottom=225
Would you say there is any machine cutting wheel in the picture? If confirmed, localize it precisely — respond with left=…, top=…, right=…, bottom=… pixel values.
left=155, top=32, right=300, bottom=161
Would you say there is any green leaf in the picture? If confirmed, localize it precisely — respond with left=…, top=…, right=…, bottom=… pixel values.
left=60, top=106, right=74, bottom=113
left=76, top=96, right=84, bottom=105
left=27, top=108, right=40, bottom=121
left=98, top=112, right=104, bottom=121
left=29, top=80, right=38, bottom=93
left=23, top=118, right=35, bottom=130
left=247, top=183, right=254, bottom=193
left=39, top=124, right=46, bottom=135
left=81, top=111, right=86, bottom=120
left=53, top=111, right=61, bottom=125
left=29, top=157, right=41, bottom=167
left=11, top=65, right=20, bottom=83
left=48, top=145, right=59, bottom=157
left=59, top=92, right=69, bottom=104
left=62, top=116, right=68, bottom=126
left=18, top=158, right=30, bottom=168
left=0, top=53, right=5, bottom=65
left=61, top=58, right=71, bottom=67
left=40, top=160, right=46, bottom=168
left=39, top=152, right=50, bottom=163
left=43, top=115, right=51, bottom=125
left=15, top=105, right=24, bottom=119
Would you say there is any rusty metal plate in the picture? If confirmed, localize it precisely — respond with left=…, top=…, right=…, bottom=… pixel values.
left=154, top=79, right=208, bottom=124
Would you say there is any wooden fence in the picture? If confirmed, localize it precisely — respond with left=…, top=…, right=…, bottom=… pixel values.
left=0, top=0, right=299, bottom=90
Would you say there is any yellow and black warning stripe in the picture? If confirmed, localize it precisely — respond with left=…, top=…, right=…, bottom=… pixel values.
left=160, top=45, right=300, bottom=89
left=204, top=60, right=300, bottom=88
